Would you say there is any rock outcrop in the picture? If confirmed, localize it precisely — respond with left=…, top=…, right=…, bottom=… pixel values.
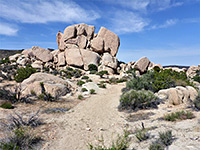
left=187, top=65, right=200, bottom=78
left=156, top=86, right=198, bottom=105
left=133, top=57, right=150, bottom=74
left=18, top=23, right=120, bottom=73
left=20, top=73, right=73, bottom=98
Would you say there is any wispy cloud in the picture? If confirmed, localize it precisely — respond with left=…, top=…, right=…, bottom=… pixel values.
left=110, top=10, right=150, bottom=34
left=0, top=0, right=100, bottom=24
left=150, top=19, right=178, bottom=29
left=104, top=0, right=183, bottom=12
left=0, top=23, right=18, bottom=36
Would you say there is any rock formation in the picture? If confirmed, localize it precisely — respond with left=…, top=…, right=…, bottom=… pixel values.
left=155, top=86, right=198, bottom=105
left=17, top=23, right=120, bottom=74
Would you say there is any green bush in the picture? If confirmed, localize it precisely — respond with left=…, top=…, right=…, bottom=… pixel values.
left=126, top=69, right=192, bottom=92
left=30, top=90, right=36, bottom=96
left=86, top=79, right=93, bottom=82
left=193, top=75, right=200, bottom=83
left=82, top=76, right=89, bottom=80
left=0, top=102, right=14, bottom=109
left=60, top=67, right=82, bottom=79
left=158, top=130, right=173, bottom=146
left=164, top=111, right=194, bottom=121
left=78, top=95, right=83, bottom=100
left=149, top=130, right=173, bottom=150
left=194, top=91, right=200, bottom=110
left=89, top=70, right=97, bottom=74
left=82, top=88, right=88, bottom=92
left=77, top=80, right=85, bottom=86
left=38, top=93, right=54, bottom=101
left=0, top=127, right=41, bottom=150
left=14, top=65, right=36, bottom=83
left=96, top=70, right=108, bottom=78
left=109, top=77, right=128, bottom=84
left=119, top=90, right=158, bottom=111
left=88, top=130, right=130, bottom=150
left=88, top=64, right=98, bottom=71
left=90, top=89, right=96, bottom=94
left=149, top=142, right=164, bottom=150
left=0, top=57, right=10, bottom=64
left=135, top=129, right=149, bottom=142
left=98, top=83, right=106, bottom=88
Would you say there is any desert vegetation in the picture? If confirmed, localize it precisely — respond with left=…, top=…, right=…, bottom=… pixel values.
left=119, top=90, right=159, bottom=111
left=163, top=110, right=194, bottom=121
left=126, top=69, right=192, bottom=93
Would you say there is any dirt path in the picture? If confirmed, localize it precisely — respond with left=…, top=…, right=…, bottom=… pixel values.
left=42, top=83, right=127, bottom=150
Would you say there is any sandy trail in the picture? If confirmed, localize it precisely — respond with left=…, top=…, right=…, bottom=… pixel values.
left=42, top=83, right=127, bottom=150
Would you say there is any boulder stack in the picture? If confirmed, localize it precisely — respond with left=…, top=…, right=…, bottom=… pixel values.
left=18, top=23, right=120, bottom=74
left=56, top=23, right=120, bottom=72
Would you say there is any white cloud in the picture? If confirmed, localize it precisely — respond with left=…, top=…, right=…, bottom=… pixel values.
left=0, top=23, right=18, bottom=36
left=0, top=0, right=100, bottom=23
left=104, top=0, right=183, bottom=12
left=150, top=19, right=178, bottom=29
left=113, top=0, right=149, bottom=11
left=110, top=11, right=150, bottom=34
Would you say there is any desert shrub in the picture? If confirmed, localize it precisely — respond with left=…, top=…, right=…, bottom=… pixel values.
left=77, top=80, right=85, bottom=86
left=73, top=69, right=82, bottom=78
left=158, top=130, right=173, bottom=146
left=109, top=77, right=128, bottom=84
left=90, top=89, right=96, bottom=94
left=86, top=79, right=93, bottom=82
left=89, top=70, right=97, bottom=74
left=119, top=90, right=158, bottom=111
left=149, top=142, right=164, bottom=150
left=30, top=90, right=36, bottom=96
left=0, top=127, right=41, bottom=150
left=38, top=93, right=54, bottom=101
left=163, top=111, right=194, bottom=121
left=126, top=69, right=192, bottom=93
left=8, top=111, right=42, bottom=128
left=61, top=68, right=82, bottom=79
left=98, top=83, right=106, bottom=88
left=57, top=67, right=81, bottom=78
left=135, top=129, right=149, bottom=142
left=88, top=130, right=130, bottom=150
left=149, top=130, right=173, bottom=150
left=193, top=75, right=200, bottom=83
left=42, top=107, right=69, bottom=114
left=0, top=87, right=18, bottom=103
left=96, top=70, right=108, bottom=78
left=82, top=76, right=89, bottom=80
left=82, top=88, right=88, bottom=92
left=43, top=67, right=49, bottom=72
left=0, top=57, right=10, bottom=64
left=0, top=102, right=14, bottom=109
left=78, top=95, right=84, bottom=100
left=88, top=64, right=98, bottom=71
left=14, top=65, right=36, bottom=83
left=193, top=91, right=200, bottom=110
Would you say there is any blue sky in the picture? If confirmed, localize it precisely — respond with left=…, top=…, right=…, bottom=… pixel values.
left=0, top=0, right=200, bottom=66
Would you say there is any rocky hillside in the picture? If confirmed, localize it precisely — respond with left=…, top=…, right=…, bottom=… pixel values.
left=0, top=49, right=23, bottom=60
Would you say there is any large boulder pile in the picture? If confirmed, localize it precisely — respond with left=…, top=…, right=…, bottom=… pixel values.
left=117, top=57, right=163, bottom=75
left=56, top=23, right=120, bottom=73
left=11, top=23, right=120, bottom=74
